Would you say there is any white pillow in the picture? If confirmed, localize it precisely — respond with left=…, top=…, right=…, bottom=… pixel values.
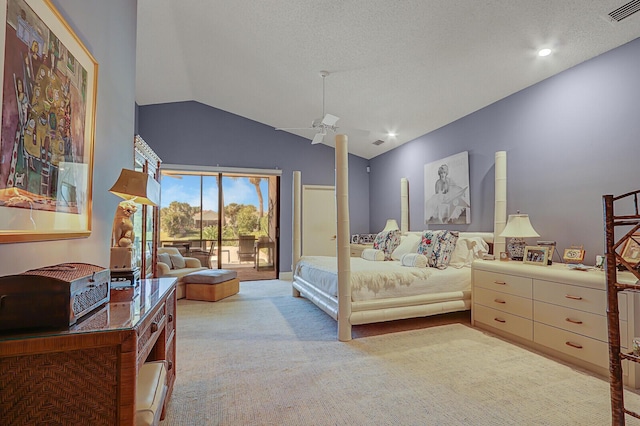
left=361, top=248, right=385, bottom=261
left=401, top=253, right=428, bottom=268
left=391, top=233, right=421, bottom=261
left=449, top=237, right=490, bottom=268
left=158, top=253, right=172, bottom=268
left=170, top=254, right=186, bottom=269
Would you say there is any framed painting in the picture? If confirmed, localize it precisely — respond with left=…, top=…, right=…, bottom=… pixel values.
left=621, top=233, right=640, bottom=267
left=523, top=246, right=549, bottom=266
left=424, top=151, right=470, bottom=225
left=0, top=0, right=98, bottom=242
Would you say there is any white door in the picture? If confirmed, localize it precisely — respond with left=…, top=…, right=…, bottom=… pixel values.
left=302, top=185, right=336, bottom=256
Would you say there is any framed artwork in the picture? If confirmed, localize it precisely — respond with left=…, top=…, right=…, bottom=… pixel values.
left=424, top=151, right=470, bottom=225
left=621, top=234, right=640, bottom=267
left=0, top=0, right=98, bottom=242
left=523, top=246, right=549, bottom=266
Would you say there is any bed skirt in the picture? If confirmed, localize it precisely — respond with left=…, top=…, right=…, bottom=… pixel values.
left=293, top=275, right=471, bottom=325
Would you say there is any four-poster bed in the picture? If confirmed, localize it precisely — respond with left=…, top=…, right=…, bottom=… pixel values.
left=292, top=136, right=507, bottom=341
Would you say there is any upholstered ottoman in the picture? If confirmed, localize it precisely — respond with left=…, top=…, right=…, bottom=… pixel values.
left=184, top=269, right=239, bottom=302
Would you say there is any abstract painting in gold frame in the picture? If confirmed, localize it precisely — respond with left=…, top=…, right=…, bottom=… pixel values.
left=0, top=0, right=98, bottom=242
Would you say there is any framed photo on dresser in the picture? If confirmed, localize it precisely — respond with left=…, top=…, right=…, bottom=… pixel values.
left=523, top=246, right=549, bottom=266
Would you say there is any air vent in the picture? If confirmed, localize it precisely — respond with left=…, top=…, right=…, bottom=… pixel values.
left=608, top=0, right=640, bottom=22
left=372, top=139, right=385, bottom=146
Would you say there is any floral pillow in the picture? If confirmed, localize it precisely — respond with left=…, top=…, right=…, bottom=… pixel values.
left=417, top=230, right=459, bottom=269
left=373, top=229, right=401, bottom=260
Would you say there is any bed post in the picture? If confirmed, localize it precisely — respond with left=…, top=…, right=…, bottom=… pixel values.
left=401, top=178, right=409, bottom=233
left=336, top=134, right=352, bottom=341
left=494, top=151, right=507, bottom=255
left=292, top=171, right=302, bottom=297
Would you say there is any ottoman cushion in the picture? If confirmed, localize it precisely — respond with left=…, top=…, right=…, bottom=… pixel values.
left=183, top=269, right=237, bottom=284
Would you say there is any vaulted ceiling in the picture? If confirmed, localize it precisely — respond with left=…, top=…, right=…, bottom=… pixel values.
left=136, top=1, right=640, bottom=159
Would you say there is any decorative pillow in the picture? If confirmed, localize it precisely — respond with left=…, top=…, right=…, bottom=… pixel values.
left=391, top=233, right=422, bottom=261
left=401, top=253, right=428, bottom=268
left=170, top=254, right=186, bottom=269
left=417, top=230, right=459, bottom=269
left=373, top=229, right=401, bottom=260
left=157, top=253, right=172, bottom=268
left=361, top=248, right=385, bottom=261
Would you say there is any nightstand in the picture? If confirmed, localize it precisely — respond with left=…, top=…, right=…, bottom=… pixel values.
left=350, top=243, right=373, bottom=257
left=471, top=259, right=640, bottom=388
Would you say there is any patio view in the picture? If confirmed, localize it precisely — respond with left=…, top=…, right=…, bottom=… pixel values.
left=159, top=171, right=279, bottom=280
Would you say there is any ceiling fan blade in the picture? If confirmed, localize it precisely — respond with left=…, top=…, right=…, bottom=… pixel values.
left=322, top=114, right=340, bottom=127
left=311, top=132, right=324, bottom=145
left=275, top=127, right=316, bottom=131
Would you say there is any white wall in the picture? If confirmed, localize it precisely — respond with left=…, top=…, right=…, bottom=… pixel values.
left=0, top=0, right=137, bottom=275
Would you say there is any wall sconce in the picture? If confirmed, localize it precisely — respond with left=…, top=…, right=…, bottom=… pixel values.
left=498, top=213, right=539, bottom=261
left=109, top=168, right=160, bottom=271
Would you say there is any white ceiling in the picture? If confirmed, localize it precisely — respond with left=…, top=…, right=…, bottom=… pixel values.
left=136, top=1, right=640, bottom=160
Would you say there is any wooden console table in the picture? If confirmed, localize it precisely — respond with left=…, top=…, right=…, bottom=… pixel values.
left=0, top=277, right=177, bottom=425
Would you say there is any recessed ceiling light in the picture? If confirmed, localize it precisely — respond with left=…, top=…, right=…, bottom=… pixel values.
left=387, top=132, right=397, bottom=138
left=538, top=48, right=552, bottom=57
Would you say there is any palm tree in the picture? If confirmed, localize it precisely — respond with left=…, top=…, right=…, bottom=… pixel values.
left=249, top=177, right=264, bottom=220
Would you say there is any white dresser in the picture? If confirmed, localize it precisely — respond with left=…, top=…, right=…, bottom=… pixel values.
left=471, top=259, right=640, bottom=387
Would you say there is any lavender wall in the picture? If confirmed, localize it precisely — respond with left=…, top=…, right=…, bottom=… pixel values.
left=0, top=0, right=137, bottom=275
left=370, top=37, right=640, bottom=264
left=137, top=102, right=370, bottom=272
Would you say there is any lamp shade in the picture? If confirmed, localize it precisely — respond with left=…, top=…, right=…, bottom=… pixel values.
left=109, top=169, right=160, bottom=206
left=382, top=219, right=399, bottom=232
left=498, top=214, right=539, bottom=238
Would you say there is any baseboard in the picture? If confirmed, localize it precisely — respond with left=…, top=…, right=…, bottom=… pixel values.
left=279, top=271, right=293, bottom=281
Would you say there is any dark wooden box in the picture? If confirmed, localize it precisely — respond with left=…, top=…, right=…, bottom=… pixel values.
left=0, top=263, right=110, bottom=331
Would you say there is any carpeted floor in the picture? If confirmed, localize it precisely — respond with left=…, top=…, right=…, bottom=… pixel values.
left=160, top=279, right=640, bottom=425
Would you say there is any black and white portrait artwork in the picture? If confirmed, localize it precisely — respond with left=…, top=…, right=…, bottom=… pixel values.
left=424, top=151, right=470, bottom=225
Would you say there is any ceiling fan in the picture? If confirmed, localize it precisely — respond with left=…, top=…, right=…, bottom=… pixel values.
left=276, top=71, right=355, bottom=145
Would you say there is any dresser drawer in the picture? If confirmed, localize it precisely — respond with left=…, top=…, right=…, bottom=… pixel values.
left=137, top=302, right=166, bottom=366
left=533, top=279, right=604, bottom=315
left=474, top=304, right=533, bottom=340
left=534, top=322, right=608, bottom=368
left=474, top=270, right=532, bottom=298
left=474, top=287, right=532, bottom=319
left=534, top=300, right=608, bottom=341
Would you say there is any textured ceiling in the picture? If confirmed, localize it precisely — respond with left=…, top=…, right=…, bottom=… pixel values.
left=136, top=1, right=640, bottom=159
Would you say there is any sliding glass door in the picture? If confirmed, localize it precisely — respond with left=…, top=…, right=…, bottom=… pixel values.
left=159, top=169, right=279, bottom=279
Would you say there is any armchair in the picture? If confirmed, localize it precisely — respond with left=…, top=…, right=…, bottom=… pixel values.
left=238, top=235, right=257, bottom=264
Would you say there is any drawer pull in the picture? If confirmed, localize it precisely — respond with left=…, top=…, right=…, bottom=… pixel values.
left=168, top=314, right=174, bottom=323
left=150, top=322, right=159, bottom=333
left=493, top=317, right=506, bottom=323
left=565, top=294, right=583, bottom=300
left=565, top=341, right=583, bottom=349
left=494, top=298, right=506, bottom=304
left=565, top=317, right=583, bottom=325
left=493, top=280, right=506, bottom=285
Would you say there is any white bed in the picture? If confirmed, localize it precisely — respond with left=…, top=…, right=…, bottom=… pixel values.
left=291, top=137, right=507, bottom=340
left=293, top=232, right=493, bottom=325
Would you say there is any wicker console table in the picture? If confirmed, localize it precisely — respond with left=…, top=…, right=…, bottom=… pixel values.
left=0, top=277, right=177, bottom=425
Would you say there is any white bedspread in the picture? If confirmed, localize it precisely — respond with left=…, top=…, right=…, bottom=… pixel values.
left=295, top=256, right=471, bottom=302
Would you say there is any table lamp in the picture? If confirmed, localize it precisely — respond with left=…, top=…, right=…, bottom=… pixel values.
left=498, top=213, right=539, bottom=261
left=109, top=168, right=160, bottom=271
left=382, top=219, right=399, bottom=232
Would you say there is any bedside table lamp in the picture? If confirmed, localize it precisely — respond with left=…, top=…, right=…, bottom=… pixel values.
left=109, top=168, right=160, bottom=271
left=498, top=213, right=539, bottom=261
left=382, top=219, right=399, bottom=232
